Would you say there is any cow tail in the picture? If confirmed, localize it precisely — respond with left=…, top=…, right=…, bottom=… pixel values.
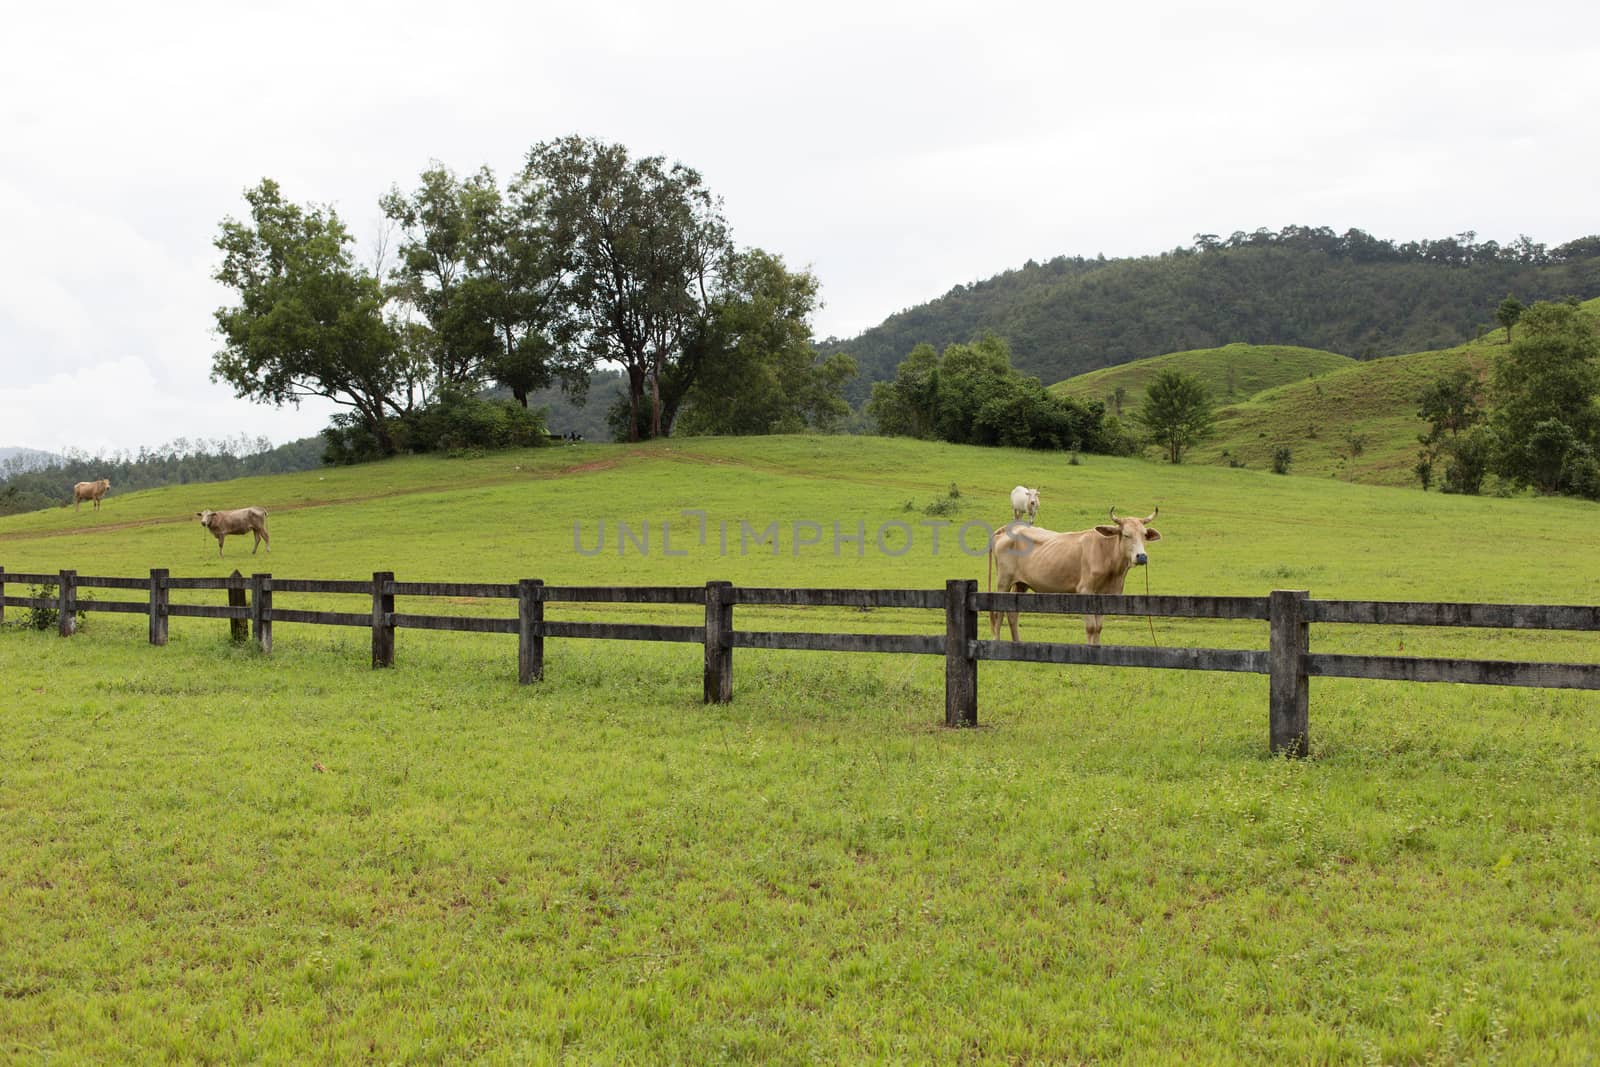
left=987, top=528, right=995, bottom=593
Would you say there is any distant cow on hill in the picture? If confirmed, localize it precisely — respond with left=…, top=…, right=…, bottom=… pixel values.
left=72, top=479, right=111, bottom=511
left=196, top=507, right=270, bottom=557
left=1010, top=485, right=1039, bottom=524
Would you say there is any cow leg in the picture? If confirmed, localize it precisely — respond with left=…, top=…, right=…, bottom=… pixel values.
left=1006, top=582, right=1025, bottom=642
left=1085, top=614, right=1104, bottom=645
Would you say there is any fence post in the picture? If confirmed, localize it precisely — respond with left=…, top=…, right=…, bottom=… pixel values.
left=149, top=568, right=169, bottom=645
left=704, top=580, right=733, bottom=703
left=227, top=569, right=247, bottom=643
left=372, top=571, right=395, bottom=668
left=945, top=579, right=979, bottom=727
left=518, top=578, right=544, bottom=684
left=57, top=569, right=76, bottom=637
left=251, top=573, right=272, bottom=654
left=1269, top=589, right=1310, bottom=756
left=0, top=565, right=6, bottom=627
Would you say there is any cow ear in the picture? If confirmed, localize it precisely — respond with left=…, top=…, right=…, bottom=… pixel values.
left=1143, top=528, right=1161, bottom=541
left=1094, top=524, right=1119, bottom=537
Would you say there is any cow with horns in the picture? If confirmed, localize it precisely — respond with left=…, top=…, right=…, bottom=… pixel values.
left=987, top=506, right=1161, bottom=644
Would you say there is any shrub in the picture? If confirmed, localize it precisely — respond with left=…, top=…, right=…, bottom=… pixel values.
left=17, top=582, right=92, bottom=632
left=1272, top=447, right=1293, bottom=475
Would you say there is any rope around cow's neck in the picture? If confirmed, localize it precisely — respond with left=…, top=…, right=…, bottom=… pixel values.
left=1144, top=563, right=1158, bottom=645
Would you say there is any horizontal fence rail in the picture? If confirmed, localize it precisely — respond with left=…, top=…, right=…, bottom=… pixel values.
left=3, top=566, right=1596, bottom=753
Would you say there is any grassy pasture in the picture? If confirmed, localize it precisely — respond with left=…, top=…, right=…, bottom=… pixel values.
left=4, top=436, right=1599, bottom=1063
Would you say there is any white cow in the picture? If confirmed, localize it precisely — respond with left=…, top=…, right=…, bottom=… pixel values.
left=1010, top=485, right=1040, bottom=524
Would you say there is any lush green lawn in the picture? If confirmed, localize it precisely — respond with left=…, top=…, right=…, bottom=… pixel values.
left=4, top=436, right=1599, bottom=1062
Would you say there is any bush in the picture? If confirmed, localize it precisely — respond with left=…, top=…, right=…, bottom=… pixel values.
left=1272, top=447, right=1293, bottom=474
left=16, top=582, right=92, bottom=632
left=321, top=391, right=550, bottom=465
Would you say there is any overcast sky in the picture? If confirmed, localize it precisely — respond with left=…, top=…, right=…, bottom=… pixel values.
left=4, top=0, right=1597, bottom=455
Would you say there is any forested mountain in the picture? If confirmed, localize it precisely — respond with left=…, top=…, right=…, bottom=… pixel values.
left=825, top=228, right=1600, bottom=400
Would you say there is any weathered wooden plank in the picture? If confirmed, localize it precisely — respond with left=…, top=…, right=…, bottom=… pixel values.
left=729, top=587, right=944, bottom=609
left=79, top=600, right=149, bottom=615
left=166, top=604, right=251, bottom=620
left=0, top=572, right=59, bottom=585
left=540, top=586, right=708, bottom=605
left=519, top=579, right=543, bottom=684
left=74, top=576, right=150, bottom=590
left=974, top=640, right=1268, bottom=674
left=1, top=595, right=52, bottom=609
left=372, top=572, right=396, bottom=668
left=704, top=581, right=733, bottom=703
left=945, top=579, right=978, bottom=727
left=58, top=570, right=76, bottom=637
left=1309, top=599, right=1600, bottom=631
left=149, top=568, right=169, bottom=646
left=270, top=578, right=374, bottom=595
left=268, top=608, right=372, bottom=627
left=541, top=621, right=705, bottom=644
left=1307, top=653, right=1600, bottom=690
left=164, top=577, right=244, bottom=590
left=390, top=613, right=518, bottom=635
left=228, top=570, right=247, bottom=643
left=389, top=581, right=519, bottom=599
left=976, top=592, right=1271, bottom=620
left=731, top=631, right=945, bottom=655
left=1269, top=589, right=1311, bottom=757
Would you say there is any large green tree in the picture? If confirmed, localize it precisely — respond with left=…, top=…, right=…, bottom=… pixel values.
left=382, top=164, right=574, bottom=408
left=524, top=136, right=731, bottom=440
left=674, top=250, right=856, bottom=435
left=1490, top=300, right=1600, bottom=495
left=213, top=180, right=411, bottom=454
left=1136, top=369, right=1215, bottom=463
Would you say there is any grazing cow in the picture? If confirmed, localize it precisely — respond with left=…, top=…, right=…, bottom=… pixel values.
left=988, top=506, right=1161, bottom=644
left=72, top=479, right=111, bottom=511
left=1010, top=485, right=1040, bottom=524
left=196, top=507, right=270, bottom=557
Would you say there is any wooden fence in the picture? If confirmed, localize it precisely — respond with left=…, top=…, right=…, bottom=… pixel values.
left=3, top=565, right=1598, bottom=754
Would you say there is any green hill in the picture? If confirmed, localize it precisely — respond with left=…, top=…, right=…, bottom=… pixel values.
left=1050, top=343, right=1356, bottom=412
left=1045, top=297, right=1600, bottom=488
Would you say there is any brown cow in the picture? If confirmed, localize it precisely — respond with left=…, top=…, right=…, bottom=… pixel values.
left=72, top=479, right=111, bottom=511
left=196, top=507, right=270, bottom=557
left=988, top=506, right=1161, bottom=644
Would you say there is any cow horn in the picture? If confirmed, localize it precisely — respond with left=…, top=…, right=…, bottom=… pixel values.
left=1144, top=506, right=1159, bottom=523
left=1108, top=506, right=1117, bottom=521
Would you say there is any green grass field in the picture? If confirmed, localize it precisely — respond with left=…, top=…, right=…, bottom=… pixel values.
left=4, top=436, right=1599, bottom=1063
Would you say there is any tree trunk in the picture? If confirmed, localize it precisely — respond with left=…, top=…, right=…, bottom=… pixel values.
left=626, top=364, right=646, bottom=443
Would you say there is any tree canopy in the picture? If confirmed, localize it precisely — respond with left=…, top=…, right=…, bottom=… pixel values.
left=1489, top=300, right=1600, bottom=496
left=212, top=180, right=411, bottom=454
left=1136, top=369, right=1216, bottom=464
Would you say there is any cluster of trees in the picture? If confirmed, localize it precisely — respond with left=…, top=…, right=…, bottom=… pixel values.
left=213, top=138, right=853, bottom=461
left=828, top=227, right=1600, bottom=398
left=0, top=437, right=323, bottom=516
left=1416, top=300, right=1600, bottom=499
left=865, top=335, right=1126, bottom=453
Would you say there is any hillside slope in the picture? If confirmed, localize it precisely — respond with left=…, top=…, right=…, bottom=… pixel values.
left=1050, top=344, right=1356, bottom=412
